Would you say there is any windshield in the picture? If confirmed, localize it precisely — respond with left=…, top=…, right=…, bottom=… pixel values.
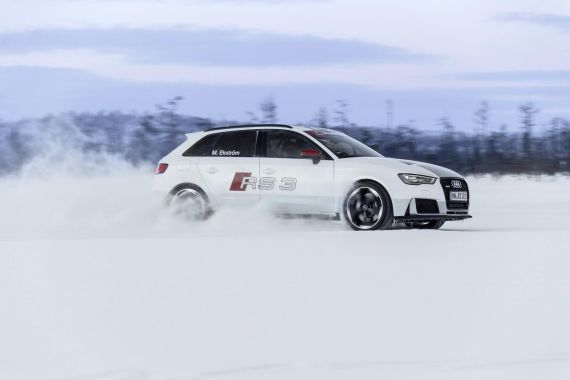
left=305, top=129, right=383, bottom=159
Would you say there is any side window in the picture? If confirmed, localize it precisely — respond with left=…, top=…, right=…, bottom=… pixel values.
left=183, top=133, right=220, bottom=157
left=210, top=131, right=257, bottom=157
left=265, top=130, right=321, bottom=159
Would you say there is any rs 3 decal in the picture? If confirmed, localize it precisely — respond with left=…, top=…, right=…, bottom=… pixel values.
left=229, top=172, right=297, bottom=191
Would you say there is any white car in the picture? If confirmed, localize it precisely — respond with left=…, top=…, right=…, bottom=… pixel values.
left=154, top=124, right=471, bottom=230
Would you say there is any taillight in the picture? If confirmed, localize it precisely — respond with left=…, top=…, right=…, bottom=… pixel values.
left=155, top=163, right=168, bottom=174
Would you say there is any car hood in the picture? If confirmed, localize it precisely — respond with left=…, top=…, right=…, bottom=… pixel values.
left=398, top=159, right=463, bottom=178
left=337, top=157, right=462, bottom=178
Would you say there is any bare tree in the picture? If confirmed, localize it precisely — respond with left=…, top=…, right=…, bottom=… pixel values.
left=385, top=100, right=394, bottom=129
left=157, top=96, right=185, bottom=155
left=333, top=99, right=350, bottom=128
left=473, top=101, right=490, bottom=168
left=259, top=97, right=277, bottom=123
left=474, top=101, right=490, bottom=137
left=156, top=96, right=184, bottom=129
left=437, top=117, right=459, bottom=168
left=312, top=106, right=329, bottom=128
left=246, top=111, right=260, bottom=123
left=519, top=102, right=539, bottom=161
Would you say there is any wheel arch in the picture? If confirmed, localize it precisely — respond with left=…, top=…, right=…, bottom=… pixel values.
left=344, top=176, right=394, bottom=213
left=167, top=182, right=210, bottom=204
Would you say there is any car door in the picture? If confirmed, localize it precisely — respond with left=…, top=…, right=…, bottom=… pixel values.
left=194, top=130, right=260, bottom=205
left=259, top=129, right=334, bottom=214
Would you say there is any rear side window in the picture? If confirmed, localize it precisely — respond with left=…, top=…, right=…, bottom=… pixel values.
left=183, top=134, right=220, bottom=156
left=265, top=130, right=321, bottom=159
left=210, top=130, right=257, bottom=157
left=183, top=131, right=258, bottom=157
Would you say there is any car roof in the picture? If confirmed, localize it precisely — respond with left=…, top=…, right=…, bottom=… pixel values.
left=187, top=124, right=318, bottom=137
left=205, top=123, right=294, bottom=131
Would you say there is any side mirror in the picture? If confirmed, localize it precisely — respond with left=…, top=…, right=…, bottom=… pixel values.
left=300, top=149, right=322, bottom=164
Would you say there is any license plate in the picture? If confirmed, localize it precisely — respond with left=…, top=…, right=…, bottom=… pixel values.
left=450, top=191, right=468, bottom=202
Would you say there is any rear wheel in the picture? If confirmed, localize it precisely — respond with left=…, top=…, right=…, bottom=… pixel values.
left=405, top=220, right=445, bottom=229
left=343, top=181, right=393, bottom=231
left=169, top=186, right=209, bottom=221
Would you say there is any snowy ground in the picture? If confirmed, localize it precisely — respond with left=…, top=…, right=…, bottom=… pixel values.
left=1, top=168, right=570, bottom=380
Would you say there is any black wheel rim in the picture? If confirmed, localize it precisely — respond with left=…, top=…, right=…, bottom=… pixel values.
left=346, top=187, right=384, bottom=230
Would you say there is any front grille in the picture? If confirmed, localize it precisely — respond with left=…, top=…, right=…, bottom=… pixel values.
left=440, top=178, right=469, bottom=211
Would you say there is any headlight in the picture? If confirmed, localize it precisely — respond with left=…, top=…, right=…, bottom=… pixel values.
left=398, top=173, right=436, bottom=185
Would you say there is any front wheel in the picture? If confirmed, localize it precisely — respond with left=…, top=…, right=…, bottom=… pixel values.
left=343, top=181, right=393, bottom=231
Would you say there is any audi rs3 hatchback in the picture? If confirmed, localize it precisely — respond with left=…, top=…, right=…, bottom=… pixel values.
left=154, top=124, right=472, bottom=230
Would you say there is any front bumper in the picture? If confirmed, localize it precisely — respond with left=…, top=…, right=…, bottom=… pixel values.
left=391, top=177, right=470, bottom=221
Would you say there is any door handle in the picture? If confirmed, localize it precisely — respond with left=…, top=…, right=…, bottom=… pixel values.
left=263, top=168, right=276, bottom=175
left=206, top=167, right=219, bottom=174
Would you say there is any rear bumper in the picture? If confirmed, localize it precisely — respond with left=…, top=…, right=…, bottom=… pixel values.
left=395, top=214, right=472, bottom=223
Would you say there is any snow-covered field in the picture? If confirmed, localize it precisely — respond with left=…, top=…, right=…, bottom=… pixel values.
left=1, top=168, right=570, bottom=380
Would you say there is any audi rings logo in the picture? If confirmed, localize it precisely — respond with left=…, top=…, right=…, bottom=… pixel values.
left=451, top=180, right=462, bottom=189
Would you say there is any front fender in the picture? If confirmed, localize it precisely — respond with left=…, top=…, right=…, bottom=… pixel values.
left=334, top=167, right=445, bottom=217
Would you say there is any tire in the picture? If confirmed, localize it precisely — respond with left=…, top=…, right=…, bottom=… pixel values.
left=343, top=181, right=393, bottom=231
left=168, top=185, right=210, bottom=221
left=405, top=220, right=445, bottom=229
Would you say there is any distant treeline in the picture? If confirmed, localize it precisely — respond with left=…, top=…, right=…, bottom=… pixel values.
left=1, top=97, right=569, bottom=175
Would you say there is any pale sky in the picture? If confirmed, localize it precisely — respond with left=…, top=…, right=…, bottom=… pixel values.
left=0, top=0, right=569, bottom=129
